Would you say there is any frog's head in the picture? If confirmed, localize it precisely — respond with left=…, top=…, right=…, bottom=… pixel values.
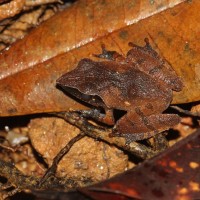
left=126, top=38, right=183, bottom=92
left=58, top=84, right=105, bottom=108
left=56, top=60, right=106, bottom=108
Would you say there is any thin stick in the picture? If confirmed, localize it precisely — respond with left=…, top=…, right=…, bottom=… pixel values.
left=170, top=105, right=200, bottom=117
left=0, top=158, right=88, bottom=197
left=39, top=132, right=85, bottom=187
left=55, top=112, right=158, bottom=160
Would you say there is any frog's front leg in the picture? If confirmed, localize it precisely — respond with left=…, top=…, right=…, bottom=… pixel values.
left=112, top=108, right=180, bottom=142
left=93, top=44, right=125, bottom=62
left=78, top=108, right=115, bottom=125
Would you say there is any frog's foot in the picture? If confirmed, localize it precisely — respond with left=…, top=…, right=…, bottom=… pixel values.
left=93, top=44, right=125, bottom=62
left=78, top=109, right=115, bottom=125
left=112, top=112, right=180, bottom=142
left=128, top=38, right=160, bottom=62
left=128, top=38, right=152, bottom=51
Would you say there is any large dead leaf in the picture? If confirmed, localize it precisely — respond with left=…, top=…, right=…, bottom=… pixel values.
left=0, top=0, right=200, bottom=117
left=79, top=129, right=200, bottom=200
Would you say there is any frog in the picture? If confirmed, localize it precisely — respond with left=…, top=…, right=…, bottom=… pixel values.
left=56, top=38, right=183, bottom=142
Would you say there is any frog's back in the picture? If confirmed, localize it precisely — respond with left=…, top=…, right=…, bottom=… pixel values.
left=57, top=58, right=172, bottom=111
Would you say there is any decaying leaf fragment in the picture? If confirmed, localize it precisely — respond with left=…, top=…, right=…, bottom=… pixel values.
left=0, top=0, right=62, bottom=21
left=28, top=117, right=128, bottom=182
left=0, top=0, right=25, bottom=21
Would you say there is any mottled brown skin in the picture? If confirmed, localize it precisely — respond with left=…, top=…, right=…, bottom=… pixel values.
left=57, top=39, right=183, bottom=141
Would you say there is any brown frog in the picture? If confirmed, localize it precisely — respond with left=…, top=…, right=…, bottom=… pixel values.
left=57, top=38, right=183, bottom=142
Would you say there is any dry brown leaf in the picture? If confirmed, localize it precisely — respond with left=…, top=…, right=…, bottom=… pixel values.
left=28, top=117, right=128, bottom=182
left=0, top=0, right=199, bottom=117
left=80, top=129, right=200, bottom=200
left=0, top=0, right=61, bottom=21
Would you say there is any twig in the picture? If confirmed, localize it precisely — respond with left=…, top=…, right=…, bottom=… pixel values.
left=0, top=143, right=16, bottom=152
left=25, top=0, right=63, bottom=7
left=0, top=158, right=92, bottom=198
left=56, top=112, right=158, bottom=159
left=0, top=159, right=38, bottom=190
left=170, top=105, right=200, bottom=117
left=39, top=132, right=85, bottom=187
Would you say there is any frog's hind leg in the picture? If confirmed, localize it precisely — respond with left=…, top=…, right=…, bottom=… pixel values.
left=112, top=110, right=180, bottom=142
